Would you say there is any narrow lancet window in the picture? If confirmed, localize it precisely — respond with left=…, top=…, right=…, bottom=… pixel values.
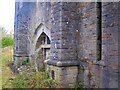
left=97, top=2, right=102, bottom=61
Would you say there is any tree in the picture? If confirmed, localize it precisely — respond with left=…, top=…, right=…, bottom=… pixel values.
left=1, top=36, right=14, bottom=48
left=0, top=27, right=7, bottom=34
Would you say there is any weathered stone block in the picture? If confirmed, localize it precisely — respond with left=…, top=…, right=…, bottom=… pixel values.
left=47, top=65, right=78, bottom=87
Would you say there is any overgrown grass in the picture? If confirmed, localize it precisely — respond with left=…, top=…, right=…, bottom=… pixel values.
left=0, top=53, right=11, bottom=63
left=9, top=68, right=59, bottom=88
left=1, top=47, right=85, bottom=89
left=0, top=47, right=13, bottom=88
left=1, top=47, right=61, bottom=89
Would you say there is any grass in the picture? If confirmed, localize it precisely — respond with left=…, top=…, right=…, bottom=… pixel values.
left=0, top=46, right=14, bottom=89
left=0, top=46, right=61, bottom=89
left=10, top=70, right=59, bottom=88
left=0, top=46, right=85, bottom=89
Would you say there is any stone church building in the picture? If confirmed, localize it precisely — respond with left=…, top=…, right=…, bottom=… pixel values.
left=14, top=1, right=119, bottom=88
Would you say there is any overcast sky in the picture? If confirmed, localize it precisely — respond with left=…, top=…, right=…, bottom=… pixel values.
left=0, top=0, right=15, bottom=33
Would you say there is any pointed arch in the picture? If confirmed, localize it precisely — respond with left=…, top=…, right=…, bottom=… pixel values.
left=33, top=23, right=51, bottom=51
left=36, top=32, right=51, bottom=50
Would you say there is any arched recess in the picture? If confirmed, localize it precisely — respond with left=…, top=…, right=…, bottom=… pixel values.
left=33, top=24, right=51, bottom=49
left=33, top=24, right=51, bottom=67
left=36, top=32, right=50, bottom=50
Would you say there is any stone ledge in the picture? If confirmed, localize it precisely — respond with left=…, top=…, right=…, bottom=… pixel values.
left=44, top=59, right=79, bottom=67
left=14, top=54, right=29, bottom=57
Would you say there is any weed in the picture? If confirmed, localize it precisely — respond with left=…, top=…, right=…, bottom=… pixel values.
left=38, top=65, right=45, bottom=71
left=10, top=67, right=59, bottom=88
left=72, top=82, right=86, bottom=90
left=22, top=58, right=29, bottom=65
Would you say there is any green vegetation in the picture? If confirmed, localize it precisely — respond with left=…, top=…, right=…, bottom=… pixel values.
left=22, top=58, right=29, bottom=65
left=72, top=82, right=86, bottom=90
left=0, top=46, right=61, bottom=89
left=0, top=47, right=13, bottom=88
left=10, top=71, right=59, bottom=88
left=1, top=36, right=14, bottom=48
left=0, top=38, right=86, bottom=89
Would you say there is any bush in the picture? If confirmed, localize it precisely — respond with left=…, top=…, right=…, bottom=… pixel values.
left=1, top=36, right=14, bottom=48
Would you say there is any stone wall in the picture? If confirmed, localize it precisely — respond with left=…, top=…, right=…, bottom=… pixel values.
left=47, top=2, right=79, bottom=66
left=14, top=2, right=119, bottom=88
left=77, top=2, right=119, bottom=88
left=14, top=2, right=36, bottom=68
left=46, top=65, right=78, bottom=87
left=14, top=2, right=52, bottom=67
left=77, top=2, right=98, bottom=88
left=78, top=2, right=98, bottom=61
left=46, top=2, right=79, bottom=87
left=101, top=2, right=119, bottom=88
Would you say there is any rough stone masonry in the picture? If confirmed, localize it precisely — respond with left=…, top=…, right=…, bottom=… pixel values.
left=14, top=2, right=119, bottom=88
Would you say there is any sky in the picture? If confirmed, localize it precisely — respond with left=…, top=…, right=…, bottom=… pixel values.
left=0, top=0, right=15, bottom=34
